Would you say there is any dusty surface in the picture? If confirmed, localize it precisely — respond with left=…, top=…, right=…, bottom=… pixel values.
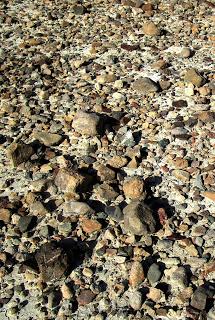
left=0, top=0, right=215, bottom=319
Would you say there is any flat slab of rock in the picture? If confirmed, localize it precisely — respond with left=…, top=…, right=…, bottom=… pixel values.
left=72, top=111, right=103, bottom=136
left=123, top=201, right=156, bottom=235
left=7, top=142, right=34, bottom=167
left=33, top=131, right=62, bottom=146
left=35, top=242, right=68, bottom=282
left=133, top=77, right=160, bottom=94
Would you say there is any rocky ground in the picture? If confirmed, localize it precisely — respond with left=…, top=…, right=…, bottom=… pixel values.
left=0, top=0, right=215, bottom=319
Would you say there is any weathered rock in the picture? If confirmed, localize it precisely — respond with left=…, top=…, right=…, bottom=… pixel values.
left=72, top=111, right=102, bottom=136
left=123, top=177, right=146, bottom=200
left=81, top=218, right=102, bottom=234
left=133, top=77, right=160, bottom=94
left=129, top=291, right=142, bottom=310
left=197, top=111, right=215, bottom=123
left=123, top=201, right=156, bottom=236
left=191, top=287, right=207, bottom=310
left=147, top=263, right=162, bottom=284
left=55, top=168, right=85, bottom=193
left=179, top=48, right=192, bottom=58
left=107, top=155, right=128, bottom=168
left=61, top=283, right=73, bottom=299
left=77, top=290, right=96, bottom=306
left=170, top=267, right=188, bottom=289
left=129, top=261, right=145, bottom=287
left=184, top=69, right=204, bottom=87
left=143, top=22, right=160, bottom=36
left=105, top=206, right=123, bottom=222
left=18, top=215, right=35, bottom=233
left=96, top=183, right=119, bottom=201
left=94, top=163, right=115, bottom=182
left=63, top=201, right=94, bottom=216
left=33, top=131, right=62, bottom=146
left=7, top=142, right=34, bottom=167
left=147, top=288, right=163, bottom=302
left=30, top=201, right=48, bottom=216
left=203, top=191, right=215, bottom=202
left=0, top=208, right=11, bottom=223
left=35, top=242, right=68, bottom=282
left=172, top=169, right=190, bottom=182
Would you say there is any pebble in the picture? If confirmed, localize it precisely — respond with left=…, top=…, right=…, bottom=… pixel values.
left=72, top=111, right=103, bottom=136
left=129, top=291, right=142, bottom=310
left=61, top=283, right=73, bottom=299
left=105, top=206, right=123, bottom=222
left=123, top=201, right=156, bottom=236
left=7, top=142, right=34, bottom=167
left=55, top=168, right=85, bottom=193
left=202, top=191, right=215, bottom=202
left=63, top=201, right=94, bottom=216
left=172, top=169, right=190, bottom=182
left=142, top=22, right=160, bottom=36
left=0, top=208, right=11, bottom=223
left=129, top=261, right=145, bottom=287
left=77, top=290, right=96, bottom=306
left=184, top=68, right=205, bottom=87
left=18, top=215, right=34, bottom=233
left=133, top=77, right=160, bottom=94
left=191, top=287, right=207, bottom=310
left=147, top=263, right=162, bottom=284
left=179, top=48, right=192, bottom=58
left=33, top=131, right=62, bottom=146
left=81, top=218, right=102, bottom=234
left=107, top=155, right=128, bottom=168
left=122, top=176, right=146, bottom=200
left=170, top=267, right=188, bottom=289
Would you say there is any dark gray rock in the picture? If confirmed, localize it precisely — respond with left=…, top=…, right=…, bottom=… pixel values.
left=191, top=287, right=207, bottom=310
left=147, top=263, right=162, bottom=284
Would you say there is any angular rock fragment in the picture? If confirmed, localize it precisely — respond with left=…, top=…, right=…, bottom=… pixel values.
left=129, top=261, right=145, bottom=287
left=55, top=168, right=85, bottom=193
left=184, top=68, right=205, bottom=87
left=18, top=215, right=35, bottom=233
left=33, top=131, right=62, bottom=146
left=7, top=142, right=34, bottom=167
left=35, top=242, right=68, bottom=282
left=133, top=77, right=160, bottom=94
left=72, top=111, right=103, bottom=136
left=77, top=289, right=96, bottom=306
left=63, top=201, right=94, bottom=216
left=129, top=291, right=142, bottom=310
left=143, top=22, right=160, bottom=36
left=123, top=177, right=146, bottom=200
left=191, top=287, right=207, bottom=310
left=0, top=208, right=11, bottom=223
left=123, top=201, right=156, bottom=235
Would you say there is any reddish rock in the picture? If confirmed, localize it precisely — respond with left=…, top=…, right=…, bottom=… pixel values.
left=77, top=289, right=96, bottom=306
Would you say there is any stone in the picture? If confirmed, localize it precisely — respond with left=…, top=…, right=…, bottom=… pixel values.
left=7, top=142, right=34, bottom=167
left=191, top=287, right=207, bottom=310
left=96, top=73, right=116, bottom=84
left=55, top=168, right=85, bottom=193
left=172, top=169, right=190, bottom=182
left=63, top=201, right=94, bottom=216
left=129, top=291, right=142, bottom=310
left=171, top=127, right=188, bottom=136
left=105, top=206, right=123, bottom=222
left=108, top=156, right=128, bottom=168
left=120, top=130, right=136, bottom=147
left=35, top=242, right=68, bottom=282
left=33, top=131, right=62, bottom=146
left=61, top=283, right=73, bottom=299
left=96, top=183, right=119, bottom=201
left=171, top=267, right=188, bottom=289
left=72, top=111, right=102, bottom=136
left=179, top=48, right=192, bottom=58
left=197, top=111, right=215, bottom=123
left=123, top=201, right=156, bottom=236
left=129, top=261, right=145, bottom=287
left=0, top=208, right=11, bottom=223
left=72, top=4, right=85, bottom=15
left=147, top=288, right=163, bottom=302
left=30, top=201, right=48, bottom=216
left=94, top=164, right=115, bottom=182
left=184, top=69, right=204, bottom=87
left=133, top=77, right=159, bottom=94
left=123, top=177, right=146, bottom=200
left=203, top=191, right=215, bottom=202
left=142, top=22, right=160, bottom=36
left=77, top=290, right=96, bottom=306
left=18, top=215, right=34, bottom=233
left=147, top=263, right=162, bottom=284
left=81, top=218, right=102, bottom=233
left=170, top=157, right=189, bottom=169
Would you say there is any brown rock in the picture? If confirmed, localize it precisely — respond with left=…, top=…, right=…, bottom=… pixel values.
left=81, top=218, right=102, bottom=234
left=35, top=242, right=68, bottom=282
left=184, top=69, right=204, bottom=87
left=203, top=191, right=215, bottom=202
left=129, top=261, right=145, bottom=287
left=96, top=183, right=119, bottom=201
left=123, top=177, right=146, bottom=200
left=170, top=157, right=189, bottom=169
left=94, top=164, right=115, bottom=182
left=133, top=77, right=159, bottom=94
left=172, top=169, right=190, bottom=182
left=33, top=131, right=62, bottom=146
left=197, top=111, right=215, bottom=123
left=30, top=201, right=48, bottom=216
left=142, top=22, right=160, bottom=36
left=72, top=111, right=102, bottom=136
left=0, top=208, right=11, bottom=223
left=61, top=283, right=73, bottom=299
left=77, top=289, right=96, bottom=306
left=7, top=142, right=34, bottom=167
left=107, top=155, right=128, bottom=168
left=55, top=169, right=85, bottom=193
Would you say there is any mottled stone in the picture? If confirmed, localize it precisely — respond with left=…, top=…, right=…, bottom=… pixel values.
left=33, top=131, right=62, bottom=146
left=77, top=290, right=96, bottom=306
left=81, top=218, right=102, bottom=233
left=191, top=287, right=207, bottom=310
left=129, top=261, right=145, bottom=287
left=133, top=77, right=159, bottom=94
left=55, top=168, right=85, bottom=193
left=129, top=291, right=142, bottom=310
left=72, top=111, right=102, bottom=136
left=0, top=208, right=11, bottom=223
left=184, top=69, right=204, bottom=87
left=123, top=177, right=146, bottom=200
left=7, top=142, right=34, bottom=167
left=63, top=201, right=94, bottom=216
left=143, top=22, right=160, bottom=36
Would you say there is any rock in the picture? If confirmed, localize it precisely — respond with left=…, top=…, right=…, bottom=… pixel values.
left=96, top=73, right=116, bottom=84
left=7, top=142, right=34, bottom=167
left=172, top=100, right=188, bottom=108
left=94, top=164, right=115, bottom=182
left=18, top=215, right=35, bottom=233
left=61, top=283, right=73, bottom=299
left=170, top=267, right=188, bottom=289
left=77, top=289, right=96, bottom=306
left=72, top=4, right=85, bottom=15
left=81, top=218, right=102, bottom=233
left=142, top=22, right=160, bottom=36
left=129, top=261, right=145, bottom=287
left=172, top=169, right=190, bottom=182
left=63, top=201, right=94, bottom=216
left=184, top=69, right=204, bottom=87
left=191, top=287, right=207, bottom=310
left=147, top=263, right=162, bottom=284
left=171, top=127, right=188, bottom=136
left=107, top=155, right=128, bottom=168
left=179, top=48, right=192, bottom=58
left=123, top=201, right=156, bottom=236
left=0, top=208, right=11, bottom=223
left=147, top=288, right=163, bottom=302
left=133, top=77, right=160, bottom=94
left=35, top=242, right=68, bottom=282
left=96, top=183, right=119, bottom=201
left=33, top=131, right=62, bottom=146
left=129, top=291, right=142, bottom=310
left=105, top=206, right=123, bottom=222
left=30, top=201, right=48, bottom=216
left=72, top=111, right=102, bottom=136
left=170, top=157, right=188, bottom=169
left=120, top=130, right=136, bottom=147
left=197, top=111, right=215, bottom=123
left=55, top=168, right=85, bottom=193
left=123, top=177, right=146, bottom=200
left=203, top=191, right=215, bottom=202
